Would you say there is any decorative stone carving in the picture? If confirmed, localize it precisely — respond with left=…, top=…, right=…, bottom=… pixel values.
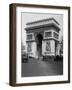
left=25, top=18, right=60, bottom=58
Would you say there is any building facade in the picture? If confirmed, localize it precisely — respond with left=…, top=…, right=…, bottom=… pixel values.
left=25, top=18, right=60, bottom=58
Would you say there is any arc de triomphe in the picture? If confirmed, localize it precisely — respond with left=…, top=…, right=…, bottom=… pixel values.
left=25, top=18, right=60, bottom=58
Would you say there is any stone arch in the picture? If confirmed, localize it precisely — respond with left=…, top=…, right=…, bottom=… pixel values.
left=35, top=34, right=43, bottom=57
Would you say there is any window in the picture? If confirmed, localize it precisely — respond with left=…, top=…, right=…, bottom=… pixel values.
left=27, top=34, right=32, bottom=40
left=45, top=32, right=52, bottom=38
left=54, top=32, right=59, bottom=39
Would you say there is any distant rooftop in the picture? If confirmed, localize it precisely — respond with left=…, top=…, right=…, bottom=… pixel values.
left=26, top=17, right=60, bottom=25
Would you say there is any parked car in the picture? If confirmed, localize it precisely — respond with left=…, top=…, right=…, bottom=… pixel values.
left=54, top=55, right=63, bottom=61
left=22, top=52, right=28, bottom=63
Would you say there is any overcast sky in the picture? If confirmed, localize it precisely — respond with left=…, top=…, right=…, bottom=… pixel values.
left=21, top=12, right=63, bottom=45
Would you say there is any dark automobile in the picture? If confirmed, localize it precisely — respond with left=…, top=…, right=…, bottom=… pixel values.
left=22, top=52, right=28, bottom=63
left=54, top=55, right=63, bottom=61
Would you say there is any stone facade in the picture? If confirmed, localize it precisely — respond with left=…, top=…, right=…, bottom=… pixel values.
left=25, top=18, right=60, bottom=58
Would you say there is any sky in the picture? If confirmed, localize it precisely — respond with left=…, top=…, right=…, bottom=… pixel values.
left=21, top=12, right=63, bottom=46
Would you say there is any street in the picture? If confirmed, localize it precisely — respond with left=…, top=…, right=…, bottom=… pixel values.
left=21, top=58, right=63, bottom=77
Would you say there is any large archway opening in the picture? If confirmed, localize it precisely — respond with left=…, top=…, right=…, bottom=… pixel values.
left=36, top=34, right=43, bottom=58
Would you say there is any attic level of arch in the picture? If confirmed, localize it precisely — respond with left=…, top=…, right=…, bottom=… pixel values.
left=25, top=18, right=60, bottom=31
left=25, top=26, right=60, bottom=42
left=25, top=22, right=60, bottom=32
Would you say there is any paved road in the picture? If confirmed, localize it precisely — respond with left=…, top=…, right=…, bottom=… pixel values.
left=21, top=58, right=63, bottom=77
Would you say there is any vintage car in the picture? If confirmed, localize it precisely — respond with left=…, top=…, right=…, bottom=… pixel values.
left=54, top=55, right=63, bottom=61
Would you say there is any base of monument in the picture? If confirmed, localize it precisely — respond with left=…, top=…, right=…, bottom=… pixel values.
left=54, top=55, right=63, bottom=61
left=43, top=55, right=55, bottom=61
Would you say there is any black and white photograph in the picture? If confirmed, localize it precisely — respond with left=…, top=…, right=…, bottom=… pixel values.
left=21, top=13, right=63, bottom=77
left=9, top=4, right=70, bottom=86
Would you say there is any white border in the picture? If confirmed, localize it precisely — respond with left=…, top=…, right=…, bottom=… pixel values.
left=16, top=7, right=68, bottom=83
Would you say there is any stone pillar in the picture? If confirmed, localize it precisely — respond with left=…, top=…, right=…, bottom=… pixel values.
left=50, top=40, right=55, bottom=56
left=27, top=42, right=37, bottom=58
left=42, top=40, right=46, bottom=55
left=31, top=42, right=37, bottom=58
left=42, top=40, right=55, bottom=56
